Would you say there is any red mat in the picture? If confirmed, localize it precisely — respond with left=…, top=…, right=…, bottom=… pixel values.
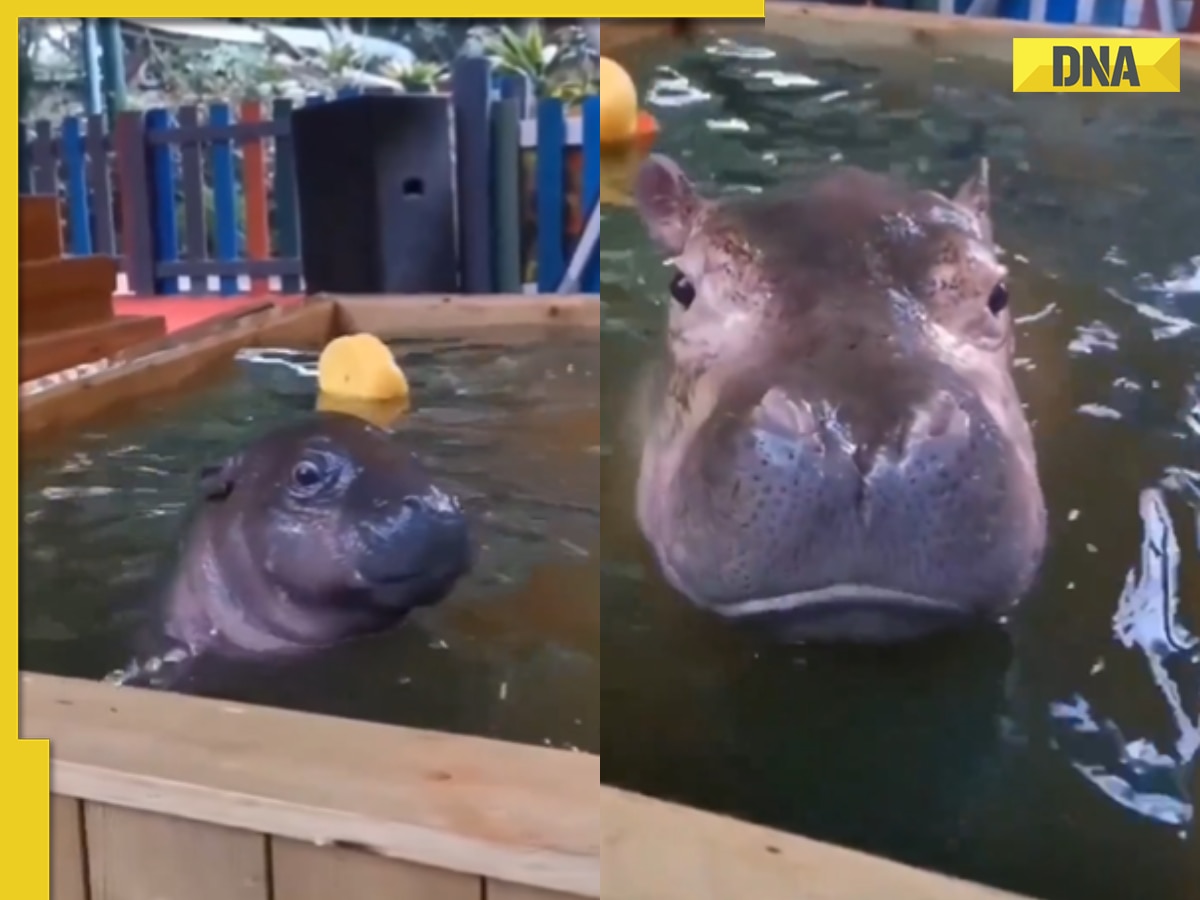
left=114, top=296, right=304, bottom=333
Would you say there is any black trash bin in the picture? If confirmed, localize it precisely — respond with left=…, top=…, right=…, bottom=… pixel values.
left=290, top=93, right=458, bottom=295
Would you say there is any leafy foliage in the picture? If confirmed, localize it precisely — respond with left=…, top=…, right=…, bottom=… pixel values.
left=19, top=18, right=596, bottom=120
left=475, top=22, right=597, bottom=105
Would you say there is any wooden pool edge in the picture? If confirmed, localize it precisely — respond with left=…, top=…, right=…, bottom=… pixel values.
left=23, top=671, right=600, bottom=899
left=26, top=669, right=1035, bottom=900
left=603, top=788, right=1036, bottom=900
left=19, top=293, right=601, bottom=444
left=605, top=7, right=1200, bottom=71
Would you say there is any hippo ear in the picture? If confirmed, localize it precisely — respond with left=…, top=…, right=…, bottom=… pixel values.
left=197, top=457, right=239, bottom=501
left=634, top=154, right=701, bottom=255
left=953, top=157, right=992, bottom=243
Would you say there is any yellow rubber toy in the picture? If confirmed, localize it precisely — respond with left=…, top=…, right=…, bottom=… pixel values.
left=317, top=333, right=409, bottom=403
left=316, top=333, right=410, bottom=429
left=315, top=392, right=409, bottom=432
left=599, top=56, right=639, bottom=147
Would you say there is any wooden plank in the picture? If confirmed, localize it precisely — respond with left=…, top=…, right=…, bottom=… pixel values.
left=19, top=121, right=33, bottom=194
left=488, top=882, right=578, bottom=900
left=452, top=55, right=494, bottom=294
left=271, top=837, right=482, bottom=900
left=749, top=2, right=1200, bottom=70
left=146, top=107, right=180, bottom=295
left=272, top=97, right=302, bottom=294
left=328, top=294, right=601, bottom=337
left=146, top=118, right=289, bottom=144
left=51, top=796, right=88, bottom=900
left=20, top=196, right=64, bottom=262
left=113, top=111, right=156, bottom=296
left=32, top=118, right=57, bottom=195
left=580, top=96, right=600, bottom=294
left=239, top=99, right=271, bottom=296
left=84, top=803, right=269, bottom=900
left=607, top=8, right=1200, bottom=62
left=24, top=672, right=600, bottom=897
left=20, top=314, right=167, bottom=383
left=86, top=114, right=117, bottom=257
left=20, top=256, right=117, bottom=307
left=111, top=301, right=274, bottom=360
left=209, top=102, right=240, bottom=296
left=603, top=788, right=1033, bottom=900
left=158, top=258, right=299, bottom=279
left=60, top=117, right=92, bottom=255
left=491, top=97, right=522, bottom=294
left=177, top=105, right=209, bottom=296
left=19, top=256, right=117, bottom=337
left=19, top=301, right=334, bottom=441
left=535, top=98, right=566, bottom=293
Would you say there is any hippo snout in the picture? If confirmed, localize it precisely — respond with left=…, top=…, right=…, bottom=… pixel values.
left=631, top=154, right=1049, bottom=644
left=357, top=487, right=472, bottom=608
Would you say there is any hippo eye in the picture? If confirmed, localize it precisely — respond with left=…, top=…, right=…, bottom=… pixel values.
left=669, top=271, right=696, bottom=309
left=987, top=282, right=1009, bottom=315
left=290, top=459, right=325, bottom=493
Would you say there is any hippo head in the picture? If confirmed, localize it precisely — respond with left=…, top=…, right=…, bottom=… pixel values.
left=189, top=411, right=471, bottom=646
left=632, top=154, right=1047, bottom=644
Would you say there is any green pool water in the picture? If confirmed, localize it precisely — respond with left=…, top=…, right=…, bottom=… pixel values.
left=599, top=34, right=1199, bottom=900
left=21, top=336, right=601, bottom=753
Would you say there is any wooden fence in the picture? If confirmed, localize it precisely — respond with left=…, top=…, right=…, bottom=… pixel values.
left=18, top=58, right=600, bottom=298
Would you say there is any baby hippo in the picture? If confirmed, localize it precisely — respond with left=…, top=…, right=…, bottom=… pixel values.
left=122, top=412, right=472, bottom=687
left=632, top=154, right=1047, bottom=644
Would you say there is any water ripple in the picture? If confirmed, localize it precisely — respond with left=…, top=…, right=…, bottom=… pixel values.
left=1049, top=486, right=1199, bottom=833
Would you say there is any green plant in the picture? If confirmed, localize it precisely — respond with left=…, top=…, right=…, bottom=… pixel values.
left=379, top=59, right=448, bottom=93
left=478, top=22, right=593, bottom=102
left=546, top=71, right=596, bottom=108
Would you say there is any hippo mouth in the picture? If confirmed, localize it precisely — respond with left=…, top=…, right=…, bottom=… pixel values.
left=710, top=584, right=988, bottom=644
left=360, top=553, right=471, bottom=610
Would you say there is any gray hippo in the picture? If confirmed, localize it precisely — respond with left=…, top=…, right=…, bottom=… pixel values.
left=117, top=411, right=471, bottom=687
left=631, top=154, right=1047, bottom=644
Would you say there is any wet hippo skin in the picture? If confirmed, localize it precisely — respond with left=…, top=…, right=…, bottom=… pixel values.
left=121, top=411, right=472, bottom=687
left=631, top=153, right=1048, bottom=644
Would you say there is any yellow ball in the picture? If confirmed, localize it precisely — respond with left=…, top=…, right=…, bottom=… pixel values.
left=599, top=56, right=638, bottom=146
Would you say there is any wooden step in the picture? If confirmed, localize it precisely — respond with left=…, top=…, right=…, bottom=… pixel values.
left=19, top=315, right=168, bottom=383
left=19, top=256, right=118, bottom=336
left=20, top=196, right=64, bottom=263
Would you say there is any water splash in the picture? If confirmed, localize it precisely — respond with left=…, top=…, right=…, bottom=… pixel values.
left=751, top=70, right=820, bottom=89
left=233, top=347, right=319, bottom=378
left=1049, top=486, right=1199, bottom=832
left=1077, top=404, right=1123, bottom=421
left=705, top=39, right=777, bottom=61
left=706, top=118, right=750, bottom=134
left=1137, top=255, right=1200, bottom=296
left=1107, top=288, right=1196, bottom=342
left=646, top=67, right=712, bottom=109
left=103, top=644, right=195, bottom=689
left=1182, top=377, right=1200, bottom=440
left=1067, top=320, right=1120, bottom=356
